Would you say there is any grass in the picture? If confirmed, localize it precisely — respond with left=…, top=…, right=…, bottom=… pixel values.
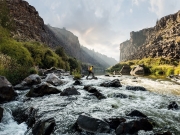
left=110, top=57, right=180, bottom=77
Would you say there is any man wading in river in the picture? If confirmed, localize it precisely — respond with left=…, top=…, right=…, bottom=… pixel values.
left=86, top=66, right=95, bottom=79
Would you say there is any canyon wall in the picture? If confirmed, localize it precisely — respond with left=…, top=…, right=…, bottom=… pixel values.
left=120, top=10, right=180, bottom=61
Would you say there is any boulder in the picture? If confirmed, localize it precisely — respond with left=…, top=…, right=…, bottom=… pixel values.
left=126, top=85, right=147, bottom=91
left=104, top=117, right=126, bottom=129
left=14, top=74, right=41, bottom=90
left=116, top=119, right=153, bottom=135
left=119, top=65, right=131, bottom=75
left=0, top=76, right=16, bottom=103
left=168, top=101, right=178, bottom=110
left=32, top=118, right=56, bottom=135
left=126, top=110, right=147, bottom=118
left=83, top=86, right=106, bottom=100
left=26, top=82, right=61, bottom=97
left=12, top=107, right=37, bottom=128
left=75, top=114, right=110, bottom=133
left=44, top=67, right=65, bottom=75
left=60, top=86, right=80, bottom=96
left=155, top=131, right=172, bottom=135
left=100, top=79, right=122, bottom=87
left=130, top=65, right=144, bottom=76
left=73, top=80, right=82, bottom=85
left=109, top=93, right=128, bottom=98
left=45, top=73, right=63, bottom=86
left=0, top=107, right=3, bottom=122
left=83, top=85, right=98, bottom=93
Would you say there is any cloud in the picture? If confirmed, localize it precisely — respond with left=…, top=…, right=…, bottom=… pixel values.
left=25, top=0, right=180, bottom=61
left=130, top=9, right=133, bottom=13
left=148, top=0, right=180, bottom=18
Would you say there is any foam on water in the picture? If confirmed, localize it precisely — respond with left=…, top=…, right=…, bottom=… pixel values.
left=0, top=107, right=27, bottom=135
left=0, top=75, right=180, bottom=135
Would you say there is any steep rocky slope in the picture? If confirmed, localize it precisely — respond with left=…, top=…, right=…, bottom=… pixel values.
left=120, top=10, right=180, bottom=61
left=5, top=0, right=117, bottom=68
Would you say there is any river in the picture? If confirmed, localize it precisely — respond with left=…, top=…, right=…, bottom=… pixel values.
left=0, top=75, right=180, bottom=135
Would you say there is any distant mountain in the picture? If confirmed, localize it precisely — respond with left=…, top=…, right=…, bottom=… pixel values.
left=120, top=10, right=180, bottom=61
left=6, top=0, right=117, bottom=68
left=81, top=46, right=117, bottom=67
left=47, top=25, right=117, bottom=68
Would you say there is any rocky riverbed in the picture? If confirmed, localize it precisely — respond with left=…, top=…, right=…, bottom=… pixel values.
left=0, top=69, right=180, bottom=135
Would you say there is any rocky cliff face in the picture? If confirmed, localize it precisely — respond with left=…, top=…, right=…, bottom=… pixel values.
left=120, top=10, right=180, bottom=61
left=5, top=0, right=117, bottom=67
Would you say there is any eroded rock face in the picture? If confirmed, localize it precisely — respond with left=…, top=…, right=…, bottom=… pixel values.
left=0, top=76, right=16, bottom=103
left=120, top=10, right=180, bottom=61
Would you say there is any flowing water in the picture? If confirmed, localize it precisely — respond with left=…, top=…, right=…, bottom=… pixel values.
left=0, top=75, right=180, bottom=135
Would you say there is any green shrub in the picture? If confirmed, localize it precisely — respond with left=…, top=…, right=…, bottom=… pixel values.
left=68, top=57, right=81, bottom=73
left=166, top=68, right=174, bottom=76
left=174, top=68, right=180, bottom=75
left=0, top=39, right=33, bottom=66
left=29, top=67, right=38, bottom=74
left=0, top=53, right=30, bottom=85
left=72, top=69, right=81, bottom=80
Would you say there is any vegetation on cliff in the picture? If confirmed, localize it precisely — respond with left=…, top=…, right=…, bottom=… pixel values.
left=110, top=57, right=180, bottom=77
left=0, top=26, right=81, bottom=84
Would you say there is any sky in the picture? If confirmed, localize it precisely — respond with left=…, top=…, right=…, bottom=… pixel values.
left=25, top=0, right=180, bottom=61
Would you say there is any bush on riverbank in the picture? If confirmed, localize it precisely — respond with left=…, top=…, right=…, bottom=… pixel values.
left=0, top=26, right=77, bottom=84
left=110, top=57, right=180, bottom=77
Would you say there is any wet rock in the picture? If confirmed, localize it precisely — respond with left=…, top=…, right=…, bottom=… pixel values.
left=104, top=117, right=126, bottom=129
left=0, top=76, right=16, bottom=103
left=83, top=86, right=106, bottom=100
left=130, top=65, right=144, bottom=76
left=12, top=107, right=37, bottom=127
left=100, top=79, right=122, bottom=87
left=84, top=85, right=98, bottom=93
left=116, top=119, right=153, bottom=135
left=32, top=118, right=56, bottom=135
left=0, top=107, right=3, bottom=122
left=14, top=74, right=41, bottom=90
left=45, top=73, right=63, bottom=86
left=105, top=74, right=110, bottom=77
left=119, top=64, right=131, bottom=75
left=60, top=86, right=80, bottom=96
left=109, top=93, right=128, bottom=98
left=168, top=101, right=178, bottom=110
left=126, top=110, right=147, bottom=118
left=26, top=82, right=61, bottom=97
left=44, top=67, right=65, bottom=75
left=73, top=80, right=82, bottom=85
left=155, top=131, right=172, bottom=135
left=75, top=114, right=110, bottom=133
left=92, top=91, right=106, bottom=100
left=126, top=85, right=147, bottom=91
